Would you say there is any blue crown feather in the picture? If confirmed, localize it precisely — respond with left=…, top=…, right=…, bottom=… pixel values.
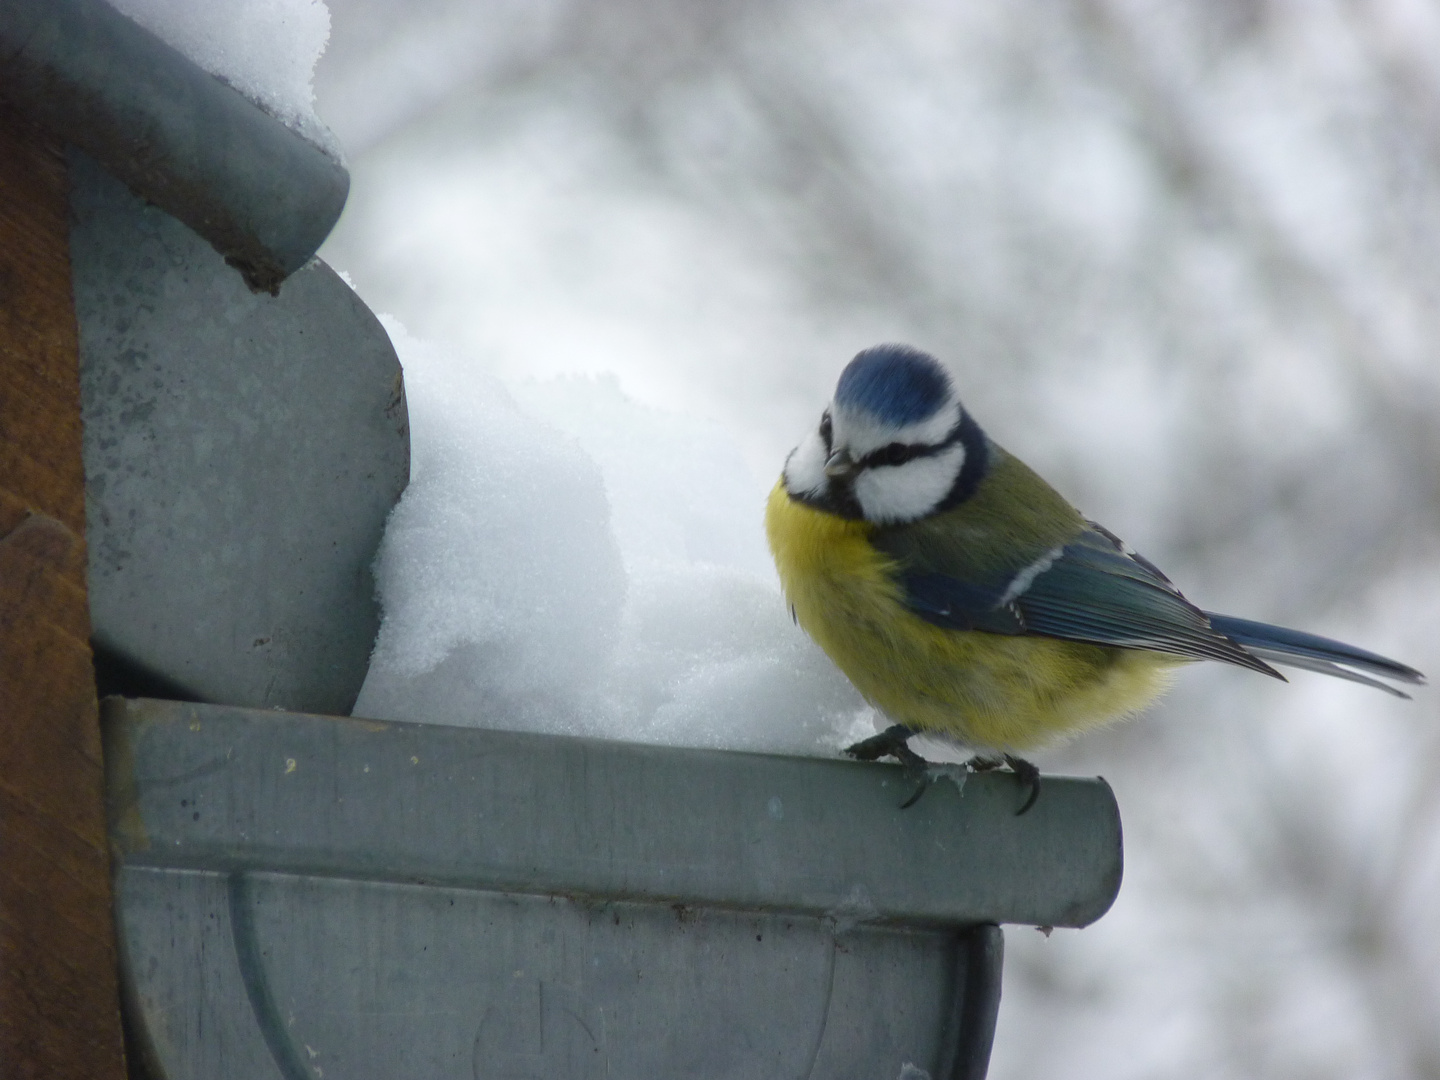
left=835, top=345, right=953, bottom=426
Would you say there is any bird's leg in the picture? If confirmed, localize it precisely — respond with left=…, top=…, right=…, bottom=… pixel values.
left=965, top=754, right=1042, bottom=814
left=844, top=725, right=935, bottom=807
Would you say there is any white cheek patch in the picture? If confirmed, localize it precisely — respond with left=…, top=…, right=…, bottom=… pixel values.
left=853, top=443, right=967, bottom=523
left=833, top=401, right=961, bottom=458
left=782, top=429, right=829, bottom=497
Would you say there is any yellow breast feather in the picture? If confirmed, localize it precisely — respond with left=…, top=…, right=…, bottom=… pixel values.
left=765, top=480, right=1179, bottom=753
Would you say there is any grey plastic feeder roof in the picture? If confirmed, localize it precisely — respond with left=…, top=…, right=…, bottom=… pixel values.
left=0, top=0, right=347, bottom=293
left=73, top=155, right=409, bottom=716
left=106, top=697, right=1124, bottom=1080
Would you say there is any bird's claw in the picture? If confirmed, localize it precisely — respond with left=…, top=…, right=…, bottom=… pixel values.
left=967, top=754, right=1042, bottom=814
left=900, top=762, right=969, bottom=808
left=846, top=725, right=931, bottom=807
left=898, top=763, right=932, bottom=809
left=846, top=728, right=1038, bottom=812
left=889, top=737, right=933, bottom=808
left=847, top=726, right=971, bottom=809
left=1004, top=754, right=1041, bottom=815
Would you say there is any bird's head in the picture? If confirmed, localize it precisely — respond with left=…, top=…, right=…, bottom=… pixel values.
left=783, top=345, right=987, bottom=524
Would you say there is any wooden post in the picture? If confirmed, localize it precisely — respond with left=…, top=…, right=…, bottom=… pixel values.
left=0, top=105, right=128, bottom=1079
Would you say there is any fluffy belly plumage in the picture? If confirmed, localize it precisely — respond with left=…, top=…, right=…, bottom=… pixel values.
left=765, top=481, right=1178, bottom=753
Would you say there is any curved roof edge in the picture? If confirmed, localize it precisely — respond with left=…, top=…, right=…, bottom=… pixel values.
left=0, top=0, right=349, bottom=294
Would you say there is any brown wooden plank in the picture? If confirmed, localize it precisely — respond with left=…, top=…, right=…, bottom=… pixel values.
left=0, top=104, right=127, bottom=1080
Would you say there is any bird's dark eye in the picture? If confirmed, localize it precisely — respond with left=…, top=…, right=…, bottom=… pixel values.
left=818, top=412, right=833, bottom=449
left=881, top=442, right=910, bottom=466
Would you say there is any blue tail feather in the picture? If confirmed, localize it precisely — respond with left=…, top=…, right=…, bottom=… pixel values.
left=1205, top=613, right=1425, bottom=697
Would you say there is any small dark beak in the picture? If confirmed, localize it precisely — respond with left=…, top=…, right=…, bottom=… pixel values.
left=824, top=449, right=858, bottom=479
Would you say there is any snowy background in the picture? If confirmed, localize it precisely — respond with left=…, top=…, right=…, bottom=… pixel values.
left=118, top=0, right=1440, bottom=1075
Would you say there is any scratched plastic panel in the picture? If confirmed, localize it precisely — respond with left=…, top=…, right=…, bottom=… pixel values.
left=116, top=868, right=284, bottom=1080
left=119, top=867, right=958, bottom=1080
left=73, top=159, right=408, bottom=715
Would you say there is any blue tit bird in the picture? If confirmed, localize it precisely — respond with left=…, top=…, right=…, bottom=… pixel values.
left=765, top=344, right=1425, bottom=812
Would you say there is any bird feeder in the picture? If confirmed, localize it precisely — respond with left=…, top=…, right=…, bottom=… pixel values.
left=0, top=2, right=1124, bottom=1076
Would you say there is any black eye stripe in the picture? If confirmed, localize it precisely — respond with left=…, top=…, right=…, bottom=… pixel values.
left=795, top=407, right=988, bottom=521
left=856, top=418, right=965, bottom=470
left=819, top=412, right=833, bottom=452
left=862, top=442, right=916, bottom=467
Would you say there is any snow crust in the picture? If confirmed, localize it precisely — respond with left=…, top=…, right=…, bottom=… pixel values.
left=104, top=0, right=336, bottom=153
left=353, top=317, right=876, bottom=755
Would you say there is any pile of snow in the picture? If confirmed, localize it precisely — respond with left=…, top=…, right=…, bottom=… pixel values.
left=104, top=0, right=335, bottom=153
left=353, top=317, right=875, bottom=756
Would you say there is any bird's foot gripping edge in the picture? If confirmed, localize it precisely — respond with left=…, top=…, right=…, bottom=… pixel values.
left=844, top=727, right=1041, bottom=814
left=844, top=724, right=936, bottom=806
left=969, top=754, right=1042, bottom=815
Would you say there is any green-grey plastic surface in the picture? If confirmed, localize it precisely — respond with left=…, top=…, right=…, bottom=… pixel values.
left=73, top=157, right=409, bottom=716
left=106, top=698, right=1122, bottom=1080
left=0, top=0, right=347, bottom=292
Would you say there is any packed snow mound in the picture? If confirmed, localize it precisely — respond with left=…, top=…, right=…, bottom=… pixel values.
left=354, top=318, right=873, bottom=756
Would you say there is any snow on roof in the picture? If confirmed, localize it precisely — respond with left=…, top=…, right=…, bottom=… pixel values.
left=104, top=0, right=335, bottom=154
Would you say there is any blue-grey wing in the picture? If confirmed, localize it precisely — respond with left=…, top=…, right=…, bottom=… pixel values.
left=897, top=527, right=1281, bottom=676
